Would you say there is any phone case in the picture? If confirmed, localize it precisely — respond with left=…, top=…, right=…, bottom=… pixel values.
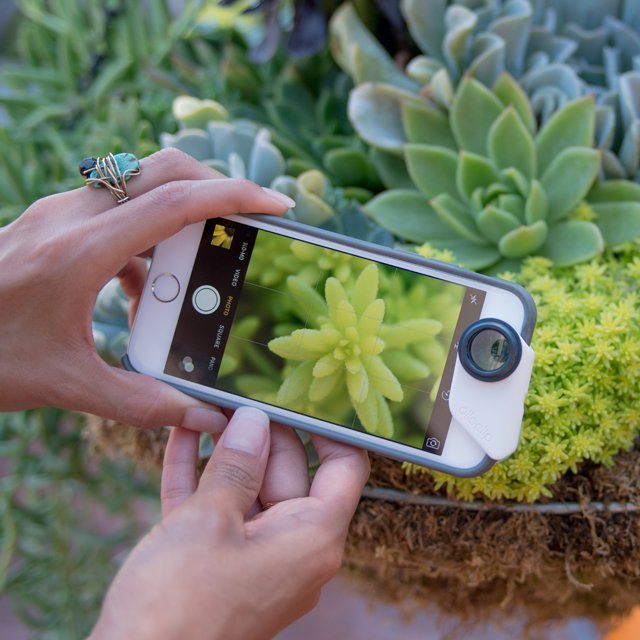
left=124, top=215, right=536, bottom=477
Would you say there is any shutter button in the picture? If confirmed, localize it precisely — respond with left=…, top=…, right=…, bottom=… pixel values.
left=151, top=273, right=180, bottom=303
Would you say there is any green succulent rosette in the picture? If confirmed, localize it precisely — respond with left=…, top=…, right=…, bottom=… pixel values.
left=362, top=75, right=640, bottom=272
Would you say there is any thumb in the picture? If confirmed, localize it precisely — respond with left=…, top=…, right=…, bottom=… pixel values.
left=69, top=358, right=228, bottom=432
left=198, top=407, right=271, bottom=518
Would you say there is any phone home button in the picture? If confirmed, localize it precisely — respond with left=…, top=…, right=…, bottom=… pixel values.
left=151, top=273, right=180, bottom=303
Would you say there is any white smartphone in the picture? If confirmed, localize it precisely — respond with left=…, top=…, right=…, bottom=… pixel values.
left=126, top=214, right=536, bottom=477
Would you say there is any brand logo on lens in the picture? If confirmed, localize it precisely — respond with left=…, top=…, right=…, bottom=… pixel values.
left=458, top=405, right=492, bottom=442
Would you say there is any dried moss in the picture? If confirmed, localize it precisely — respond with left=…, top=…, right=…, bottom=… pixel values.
left=346, top=451, right=640, bottom=631
left=84, top=417, right=640, bottom=629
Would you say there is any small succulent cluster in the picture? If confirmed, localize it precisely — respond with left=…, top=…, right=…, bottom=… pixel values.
left=408, top=242, right=640, bottom=501
left=361, top=76, right=640, bottom=271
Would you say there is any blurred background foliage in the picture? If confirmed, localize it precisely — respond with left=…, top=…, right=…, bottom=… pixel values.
left=3, top=0, right=640, bottom=636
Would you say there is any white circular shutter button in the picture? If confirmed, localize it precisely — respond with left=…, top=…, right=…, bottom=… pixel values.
left=151, top=273, right=180, bottom=303
left=192, top=285, right=221, bottom=314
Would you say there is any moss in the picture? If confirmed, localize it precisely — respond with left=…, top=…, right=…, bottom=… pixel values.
left=409, top=241, right=640, bottom=501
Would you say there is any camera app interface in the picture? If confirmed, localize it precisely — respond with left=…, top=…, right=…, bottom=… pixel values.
left=166, top=218, right=485, bottom=455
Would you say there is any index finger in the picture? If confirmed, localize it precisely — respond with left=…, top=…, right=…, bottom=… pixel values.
left=309, top=435, right=370, bottom=524
left=88, top=177, right=294, bottom=270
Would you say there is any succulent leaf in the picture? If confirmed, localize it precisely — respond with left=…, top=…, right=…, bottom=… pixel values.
left=525, top=180, right=549, bottom=224
left=492, top=73, right=537, bottom=134
left=538, top=220, right=604, bottom=265
left=401, top=100, right=457, bottom=150
left=431, top=193, right=486, bottom=244
left=591, top=202, right=640, bottom=245
left=498, top=220, right=548, bottom=258
left=456, top=151, right=500, bottom=202
left=488, top=108, right=536, bottom=179
left=540, top=148, right=600, bottom=223
left=477, top=205, right=523, bottom=244
left=405, top=144, right=459, bottom=199
left=536, top=96, right=596, bottom=175
left=450, top=77, right=504, bottom=154
left=363, top=190, right=453, bottom=243
left=348, top=83, right=425, bottom=153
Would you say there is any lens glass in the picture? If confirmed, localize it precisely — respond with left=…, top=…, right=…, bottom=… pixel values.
left=469, top=328, right=510, bottom=372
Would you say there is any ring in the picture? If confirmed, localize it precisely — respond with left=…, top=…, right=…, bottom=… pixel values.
left=79, top=153, right=141, bottom=204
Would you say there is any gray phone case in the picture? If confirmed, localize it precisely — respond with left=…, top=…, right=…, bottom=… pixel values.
left=123, top=215, right=536, bottom=478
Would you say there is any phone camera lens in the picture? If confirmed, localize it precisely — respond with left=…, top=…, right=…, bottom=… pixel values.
left=459, top=319, right=522, bottom=382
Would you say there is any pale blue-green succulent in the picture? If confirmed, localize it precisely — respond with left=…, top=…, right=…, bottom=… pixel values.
left=330, top=1, right=640, bottom=181
left=363, top=76, right=640, bottom=271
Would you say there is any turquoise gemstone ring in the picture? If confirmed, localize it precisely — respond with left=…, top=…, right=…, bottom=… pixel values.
left=79, top=153, right=141, bottom=204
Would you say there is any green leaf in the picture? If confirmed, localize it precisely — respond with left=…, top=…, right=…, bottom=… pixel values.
left=588, top=180, right=640, bottom=203
left=488, top=108, right=536, bottom=179
left=313, top=354, right=343, bottom=378
left=538, top=221, right=604, bottom=265
left=498, top=221, right=548, bottom=258
left=536, top=96, right=596, bottom=175
left=366, top=355, right=403, bottom=402
left=310, top=369, right=344, bottom=402
left=476, top=206, right=522, bottom=244
left=401, top=101, right=457, bottom=150
left=429, top=238, right=501, bottom=270
left=492, top=73, right=536, bottom=134
left=450, top=76, right=503, bottom=154
left=456, top=151, right=499, bottom=202
left=592, top=202, right=640, bottom=245
left=324, top=148, right=381, bottom=190
left=363, top=190, right=454, bottom=243
left=525, top=180, right=549, bottom=224
left=405, top=144, right=459, bottom=199
left=286, top=277, right=328, bottom=321
left=348, top=83, right=425, bottom=153
left=277, top=361, right=315, bottom=405
left=496, top=194, right=525, bottom=221
left=382, top=350, right=431, bottom=381
left=330, top=4, right=419, bottom=90
left=540, top=148, right=600, bottom=223
left=370, top=148, right=414, bottom=189
left=352, top=264, right=379, bottom=315
left=431, top=193, right=485, bottom=244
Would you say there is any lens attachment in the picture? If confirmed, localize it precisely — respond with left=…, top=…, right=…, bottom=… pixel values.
left=458, top=319, right=522, bottom=382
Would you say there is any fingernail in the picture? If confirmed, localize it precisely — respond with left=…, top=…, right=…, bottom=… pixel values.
left=261, top=187, right=296, bottom=209
left=222, top=406, right=269, bottom=455
left=183, top=407, right=228, bottom=434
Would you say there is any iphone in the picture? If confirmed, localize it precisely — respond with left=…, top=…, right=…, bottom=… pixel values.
left=126, top=215, right=536, bottom=477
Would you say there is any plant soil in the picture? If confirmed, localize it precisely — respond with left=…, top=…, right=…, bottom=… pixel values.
left=84, top=416, right=640, bottom=631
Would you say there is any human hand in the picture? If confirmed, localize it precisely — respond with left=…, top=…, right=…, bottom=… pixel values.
left=0, top=149, right=293, bottom=430
left=89, top=407, right=370, bottom=640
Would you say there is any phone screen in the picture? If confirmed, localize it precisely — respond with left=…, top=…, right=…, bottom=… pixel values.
left=165, top=218, right=485, bottom=455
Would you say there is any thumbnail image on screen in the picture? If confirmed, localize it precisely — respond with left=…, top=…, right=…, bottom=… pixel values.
left=166, top=219, right=484, bottom=454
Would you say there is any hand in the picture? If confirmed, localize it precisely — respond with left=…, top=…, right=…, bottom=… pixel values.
left=89, top=407, right=370, bottom=640
left=0, top=149, right=293, bottom=431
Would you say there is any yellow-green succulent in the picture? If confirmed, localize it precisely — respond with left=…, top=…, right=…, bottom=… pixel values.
left=269, top=263, right=442, bottom=436
left=409, top=242, right=640, bottom=502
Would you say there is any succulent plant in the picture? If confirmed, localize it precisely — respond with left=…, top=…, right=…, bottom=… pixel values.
left=92, top=279, right=131, bottom=365
left=330, top=1, right=640, bottom=181
left=409, top=242, right=640, bottom=502
left=161, top=117, right=287, bottom=186
left=269, top=263, right=443, bottom=437
left=162, top=96, right=392, bottom=237
left=361, top=76, right=640, bottom=271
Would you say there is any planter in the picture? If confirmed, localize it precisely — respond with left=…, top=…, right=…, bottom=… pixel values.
left=84, top=416, right=640, bottom=631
